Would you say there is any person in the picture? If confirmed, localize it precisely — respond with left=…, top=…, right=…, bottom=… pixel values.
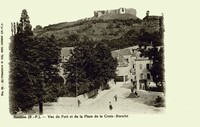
left=109, top=101, right=113, bottom=110
left=156, top=96, right=162, bottom=103
left=131, top=87, right=134, bottom=93
left=78, top=99, right=81, bottom=107
left=114, top=95, right=117, bottom=102
left=134, top=89, right=139, bottom=97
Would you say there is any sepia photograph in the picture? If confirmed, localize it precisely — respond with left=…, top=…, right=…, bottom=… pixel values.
left=9, top=4, right=165, bottom=115
left=1, top=0, right=200, bottom=127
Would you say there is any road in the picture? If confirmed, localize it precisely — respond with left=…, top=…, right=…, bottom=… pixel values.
left=31, top=83, right=165, bottom=114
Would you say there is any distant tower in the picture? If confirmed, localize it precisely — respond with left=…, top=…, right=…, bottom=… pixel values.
left=146, top=10, right=150, bottom=17
left=119, top=7, right=126, bottom=14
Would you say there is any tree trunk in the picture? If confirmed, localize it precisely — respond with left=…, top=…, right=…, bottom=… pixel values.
left=39, top=100, right=43, bottom=115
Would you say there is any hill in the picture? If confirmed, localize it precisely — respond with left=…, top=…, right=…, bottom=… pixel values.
left=34, top=11, right=164, bottom=50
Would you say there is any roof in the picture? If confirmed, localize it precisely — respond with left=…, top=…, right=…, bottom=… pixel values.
left=111, top=50, right=128, bottom=67
left=119, top=48, right=132, bottom=56
left=111, top=51, right=118, bottom=58
left=61, top=47, right=74, bottom=57
left=117, top=54, right=128, bottom=67
left=131, top=45, right=139, bottom=50
left=143, top=15, right=162, bottom=20
left=135, top=57, right=150, bottom=61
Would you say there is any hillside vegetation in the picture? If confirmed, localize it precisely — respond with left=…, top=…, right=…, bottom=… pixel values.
left=34, top=13, right=164, bottom=50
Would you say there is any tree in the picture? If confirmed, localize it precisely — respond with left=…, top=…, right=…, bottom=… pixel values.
left=149, top=47, right=164, bottom=91
left=17, top=9, right=33, bottom=35
left=10, top=9, right=36, bottom=114
left=30, top=35, right=61, bottom=114
left=140, top=46, right=165, bottom=91
left=63, top=40, right=117, bottom=96
left=10, top=10, right=61, bottom=114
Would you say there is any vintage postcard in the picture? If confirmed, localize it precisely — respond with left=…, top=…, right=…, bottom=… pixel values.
left=0, top=0, right=199, bottom=127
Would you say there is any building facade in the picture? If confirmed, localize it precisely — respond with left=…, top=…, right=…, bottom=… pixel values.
left=135, top=58, right=152, bottom=90
left=112, top=46, right=153, bottom=90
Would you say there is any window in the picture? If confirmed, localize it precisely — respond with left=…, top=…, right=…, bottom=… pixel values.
left=140, top=64, right=142, bottom=70
left=126, top=59, right=129, bottom=63
left=114, top=76, right=124, bottom=82
left=133, top=65, right=135, bottom=68
left=146, top=64, right=150, bottom=69
left=125, top=75, right=128, bottom=81
left=147, top=73, right=151, bottom=80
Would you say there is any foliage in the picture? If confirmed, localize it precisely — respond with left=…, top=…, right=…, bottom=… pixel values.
left=63, top=40, right=117, bottom=96
left=140, top=46, right=164, bottom=90
left=10, top=9, right=61, bottom=114
left=149, top=47, right=164, bottom=88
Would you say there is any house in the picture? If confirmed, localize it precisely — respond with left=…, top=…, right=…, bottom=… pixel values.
left=135, top=57, right=152, bottom=90
left=112, top=46, right=154, bottom=90
left=111, top=48, right=136, bottom=84
left=60, top=46, right=154, bottom=91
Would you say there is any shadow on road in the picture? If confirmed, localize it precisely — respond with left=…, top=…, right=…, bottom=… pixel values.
left=126, top=93, right=138, bottom=98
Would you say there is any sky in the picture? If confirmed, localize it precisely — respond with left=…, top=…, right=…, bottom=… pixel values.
left=0, top=0, right=166, bottom=28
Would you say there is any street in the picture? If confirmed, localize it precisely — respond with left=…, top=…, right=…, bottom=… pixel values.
left=31, top=83, right=165, bottom=114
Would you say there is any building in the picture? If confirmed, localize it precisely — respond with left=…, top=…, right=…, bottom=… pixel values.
left=111, top=46, right=154, bottom=90
left=135, top=57, right=152, bottom=90
left=142, top=10, right=164, bottom=33
left=60, top=46, right=154, bottom=91
left=111, top=48, right=136, bottom=84
left=94, top=8, right=137, bottom=18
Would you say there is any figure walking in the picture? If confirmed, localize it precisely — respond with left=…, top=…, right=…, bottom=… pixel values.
left=114, top=95, right=117, bottom=102
left=78, top=99, right=81, bottom=107
left=134, top=89, right=139, bottom=97
left=109, top=101, right=113, bottom=110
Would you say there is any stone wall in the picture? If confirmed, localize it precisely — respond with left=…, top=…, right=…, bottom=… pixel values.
left=94, top=8, right=137, bottom=18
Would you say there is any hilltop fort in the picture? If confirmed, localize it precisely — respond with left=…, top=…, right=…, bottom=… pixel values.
left=94, top=8, right=137, bottom=18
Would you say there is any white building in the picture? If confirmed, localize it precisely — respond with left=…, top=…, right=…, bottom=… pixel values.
left=112, top=46, right=153, bottom=90
left=135, top=57, right=152, bottom=90
left=111, top=48, right=135, bottom=84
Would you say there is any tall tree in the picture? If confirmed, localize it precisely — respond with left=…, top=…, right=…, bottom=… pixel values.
left=140, top=46, right=165, bottom=90
left=17, top=9, right=33, bottom=35
left=149, top=47, right=164, bottom=87
left=64, top=40, right=117, bottom=96
left=10, top=10, right=61, bottom=114
left=10, top=9, right=36, bottom=114
left=31, top=35, right=61, bottom=114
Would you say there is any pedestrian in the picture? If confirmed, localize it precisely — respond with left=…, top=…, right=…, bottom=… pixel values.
left=131, top=87, right=134, bottom=93
left=114, top=95, right=117, bottom=102
left=134, top=89, right=139, bottom=97
left=78, top=99, right=81, bottom=107
left=109, top=101, right=113, bottom=110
